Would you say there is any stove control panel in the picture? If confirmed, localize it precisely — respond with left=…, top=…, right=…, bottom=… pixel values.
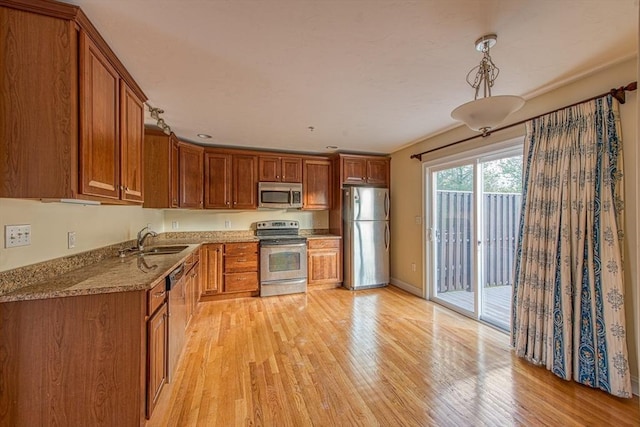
left=256, top=220, right=299, bottom=230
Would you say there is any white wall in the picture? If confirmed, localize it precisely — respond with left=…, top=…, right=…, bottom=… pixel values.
left=0, top=198, right=163, bottom=271
left=0, top=198, right=328, bottom=272
left=162, top=209, right=328, bottom=232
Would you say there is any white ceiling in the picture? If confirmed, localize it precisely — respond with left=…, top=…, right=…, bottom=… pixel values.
left=66, top=0, right=637, bottom=155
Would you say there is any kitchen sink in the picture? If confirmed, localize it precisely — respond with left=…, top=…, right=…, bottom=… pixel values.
left=141, top=245, right=189, bottom=255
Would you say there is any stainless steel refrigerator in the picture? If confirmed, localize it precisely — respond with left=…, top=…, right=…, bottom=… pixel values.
left=343, top=187, right=390, bottom=290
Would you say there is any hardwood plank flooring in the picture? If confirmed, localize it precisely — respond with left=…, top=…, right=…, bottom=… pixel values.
left=148, top=286, right=640, bottom=426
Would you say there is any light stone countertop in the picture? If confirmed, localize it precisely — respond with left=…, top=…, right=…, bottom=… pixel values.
left=0, top=244, right=202, bottom=303
left=0, top=232, right=340, bottom=303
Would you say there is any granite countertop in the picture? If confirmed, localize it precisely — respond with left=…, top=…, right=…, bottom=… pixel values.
left=0, top=231, right=340, bottom=303
left=0, top=244, right=201, bottom=303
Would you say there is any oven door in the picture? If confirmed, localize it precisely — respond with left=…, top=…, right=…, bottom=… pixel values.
left=260, top=241, right=307, bottom=283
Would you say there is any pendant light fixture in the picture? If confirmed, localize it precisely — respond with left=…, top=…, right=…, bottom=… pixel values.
left=451, top=34, right=524, bottom=135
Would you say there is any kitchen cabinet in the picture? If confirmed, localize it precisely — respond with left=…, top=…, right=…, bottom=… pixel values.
left=143, top=129, right=180, bottom=208
left=259, top=155, right=303, bottom=183
left=0, top=3, right=146, bottom=203
left=168, top=271, right=187, bottom=380
left=307, top=238, right=342, bottom=286
left=147, top=280, right=168, bottom=419
left=303, top=158, right=332, bottom=210
left=338, top=154, right=390, bottom=187
left=202, top=243, right=223, bottom=296
left=0, top=291, right=146, bottom=426
left=223, top=242, right=259, bottom=293
left=185, top=250, right=200, bottom=326
left=179, top=141, right=204, bottom=208
left=204, top=150, right=258, bottom=209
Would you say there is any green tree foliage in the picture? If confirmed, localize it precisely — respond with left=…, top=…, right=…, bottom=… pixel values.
left=435, top=156, right=522, bottom=194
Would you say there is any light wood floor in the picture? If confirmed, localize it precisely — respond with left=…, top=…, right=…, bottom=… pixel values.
left=148, top=286, right=640, bottom=426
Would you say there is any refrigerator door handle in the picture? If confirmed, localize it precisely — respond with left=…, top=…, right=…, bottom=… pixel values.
left=384, top=191, right=390, bottom=219
left=384, top=223, right=390, bottom=250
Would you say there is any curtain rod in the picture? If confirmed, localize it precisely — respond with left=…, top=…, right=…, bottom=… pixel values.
left=410, top=81, right=638, bottom=161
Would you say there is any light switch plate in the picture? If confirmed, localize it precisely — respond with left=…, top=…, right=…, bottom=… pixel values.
left=5, top=224, right=31, bottom=248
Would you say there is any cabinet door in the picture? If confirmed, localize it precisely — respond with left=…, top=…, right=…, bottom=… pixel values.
left=232, top=154, right=257, bottom=209
left=258, top=156, right=280, bottom=182
left=120, top=82, right=144, bottom=203
left=204, top=152, right=231, bottom=208
left=170, top=135, right=179, bottom=208
left=367, top=158, right=389, bottom=186
left=147, top=302, right=168, bottom=418
left=202, top=244, right=223, bottom=295
left=308, top=250, right=341, bottom=284
left=303, top=159, right=331, bottom=210
left=178, top=142, right=204, bottom=208
left=281, top=157, right=302, bottom=183
left=342, top=157, right=367, bottom=185
left=79, top=32, right=120, bottom=200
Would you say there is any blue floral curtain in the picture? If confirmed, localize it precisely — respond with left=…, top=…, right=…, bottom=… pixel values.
left=511, top=95, right=631, bottom=397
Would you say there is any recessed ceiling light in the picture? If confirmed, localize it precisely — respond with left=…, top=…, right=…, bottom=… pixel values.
left=326, top=145, right=338, bottom=150
left=197, top=133, right=212, bottom=139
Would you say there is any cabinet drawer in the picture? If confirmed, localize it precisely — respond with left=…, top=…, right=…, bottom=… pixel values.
left=224, top=272, right=259, bottom=293
left=225, top=255, right=258, bottom=273
left=308, top=238, right=340, bottom=250
left=224, top=242, right=258, bottom=256
left=148, top=280, right=168, bottom=315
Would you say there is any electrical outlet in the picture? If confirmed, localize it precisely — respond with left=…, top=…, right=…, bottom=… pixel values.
left=224, top=220, right=231, bottom=229
left=415, top=216, right=422, bottom=225
left=68, top=231, right=76, bottom=249
left=411, top=262, right=416, bottom=272
left=171, top=221, right=179, bottom=230
left=5, top=225, right=31, bottom=248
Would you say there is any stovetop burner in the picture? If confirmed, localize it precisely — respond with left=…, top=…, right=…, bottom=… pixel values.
left=255, top=220, right=306, bottom=245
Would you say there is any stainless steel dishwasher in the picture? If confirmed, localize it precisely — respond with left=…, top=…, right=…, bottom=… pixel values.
left=165, top=262, right=185, bottom=380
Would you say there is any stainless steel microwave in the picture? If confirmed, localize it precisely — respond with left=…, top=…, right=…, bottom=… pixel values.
left=258, top=182, right=303, bottom=209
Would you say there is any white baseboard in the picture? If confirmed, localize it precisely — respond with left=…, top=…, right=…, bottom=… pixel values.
left=389, top=277, right=424, bottom=298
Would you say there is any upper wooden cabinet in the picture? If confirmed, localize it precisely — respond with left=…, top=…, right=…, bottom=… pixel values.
left=0, top=2, right=147, bottom=203
left=120, top=83, right=145, bottom=203
left=204, top=149, right=257, bottom=209
left=143, top=129, right=179, bottom=208
left=338, top=154, right=390, bottom=187
left=258, top=155, right=302, bottom=183
left=178, top=142, right=204, bottom=209
left=303, top=158, right=332, bottom=210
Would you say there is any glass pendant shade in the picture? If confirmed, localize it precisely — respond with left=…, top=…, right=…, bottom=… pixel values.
left=451, top=95, right=524, bottom=133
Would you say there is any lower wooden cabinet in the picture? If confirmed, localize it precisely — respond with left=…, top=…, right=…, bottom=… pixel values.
left=147, top=301, right=168, bottom=418
left=202, top=243, right=223, bottom=295
left=223, top=242, right=259, bottom=293
left=202, top=242, right=259, bottom=297
left=307, top=237, right=342, bottom=286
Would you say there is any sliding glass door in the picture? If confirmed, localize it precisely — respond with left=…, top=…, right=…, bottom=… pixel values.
left=427, top=147, right=522, bottom=330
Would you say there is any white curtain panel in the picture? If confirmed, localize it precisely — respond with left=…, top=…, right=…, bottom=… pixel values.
left=511, top=95, right=631, bottom=397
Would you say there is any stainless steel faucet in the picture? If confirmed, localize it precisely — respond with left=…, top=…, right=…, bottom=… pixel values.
left=137, top=226, right=158, bottom=251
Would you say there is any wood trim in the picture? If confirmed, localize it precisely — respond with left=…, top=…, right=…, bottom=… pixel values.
left=0, top=0, right=147, bottom=101
left=0, top=0, right=80, bottom=20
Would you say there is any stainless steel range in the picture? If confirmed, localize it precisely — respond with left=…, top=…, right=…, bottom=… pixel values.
left=256, top=220, right=307, bottom=297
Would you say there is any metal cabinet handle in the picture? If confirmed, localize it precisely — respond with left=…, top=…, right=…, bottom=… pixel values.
left=154, top=290, right=166, bottom=298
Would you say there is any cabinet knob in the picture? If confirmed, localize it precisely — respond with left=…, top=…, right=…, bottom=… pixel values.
left=276, top=175, right=280, bottom=179
left=125, top=186, right=130, bottom=192
left=233, top=201, right=237, bottom=205
left=120, top=185, right=124, bottom=190
left=226, top=201, right=230, bottom=205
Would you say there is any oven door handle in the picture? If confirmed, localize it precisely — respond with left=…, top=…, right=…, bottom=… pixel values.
left=261, top=242, right=307, bottom=248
